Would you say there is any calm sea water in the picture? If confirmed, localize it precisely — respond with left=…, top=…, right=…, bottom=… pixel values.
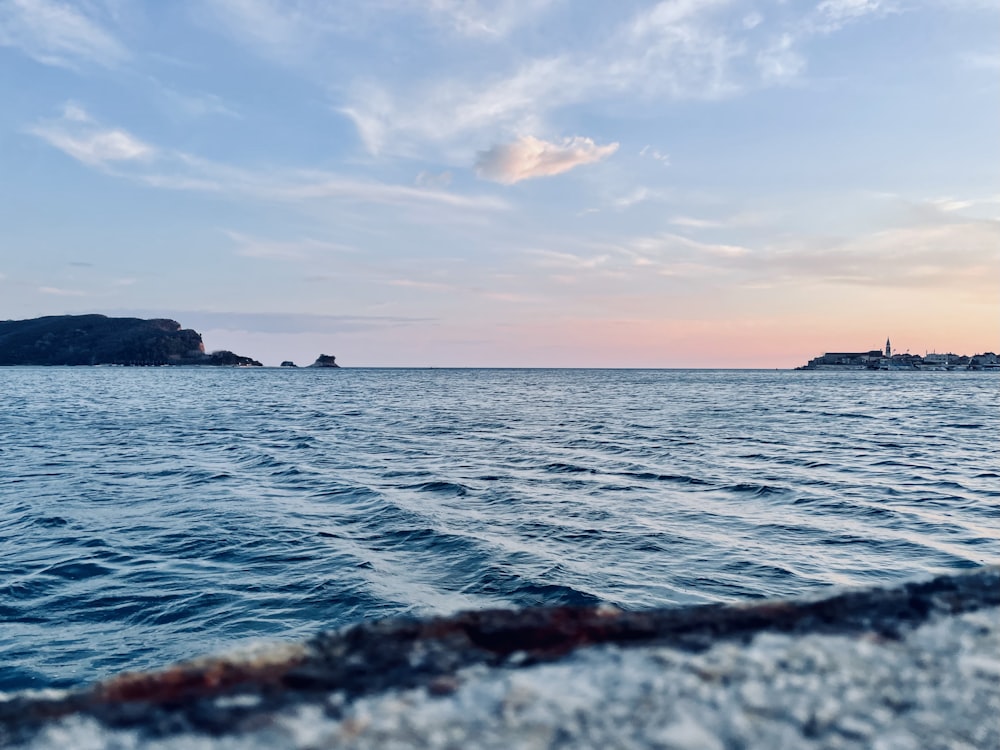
left=1, top=368, right=997, bottom=691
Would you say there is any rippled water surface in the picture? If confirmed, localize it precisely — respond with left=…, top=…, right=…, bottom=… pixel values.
left=1, top=368, right=998, bottom=690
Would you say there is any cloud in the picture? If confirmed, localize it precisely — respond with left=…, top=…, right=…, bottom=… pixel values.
left=415, top=170, right=453, bottom=188
left=225, top=230, right=356, bottom=260
left=756, top=220, right=1000, bottom=293
left=639, top=145, right=670, bottom=166
left=0, top=0, right=127, bottom=68
left=613, top=187, right=657, bottom=210
left=156, top=83, right=241, bottom=120
left=29, top=104, right=155, bottom=166
left=816, top=0, right=888, bottom=24
left=423, top=0, right=558, bottom=37
left=476, top=135, right=619, bottom=184
left=28, top=105, right=509, bottom=212
left=806, top=0, right=897, bottom=34
left=670, top=216, right=721, bottom=229
left=338, top=3, right=739, bottom=159
left=115, top=310, right=431, bottom=335
left=39, top=285, right=86, bottom=296
left=31, top=124, right=155, bottom=166
left=757, top=33, right=806, bottom=83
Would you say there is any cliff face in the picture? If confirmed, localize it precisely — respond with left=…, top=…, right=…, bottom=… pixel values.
left=0, top=315, right=261, bottom=366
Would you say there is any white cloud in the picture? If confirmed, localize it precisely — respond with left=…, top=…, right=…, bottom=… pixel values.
left=340, top=56, right=581, bottom=158
left=816, top=0, right=886, bottom=23
left=0, top=0, right=127, bottom=67
left=423, top=0, right=558, bottom=37
left=339, top=3, right=739, bottom=159
left=628, top=0, right=728, bottom=36
left=28, top=106, right=509, bottom=212
left=757, top=33, right=806, bottom=82
left=29, top=107, right=155, bottom=166
left=475, top=135, right=619, bottom=184
left=809, top=0, right=896, bottom=33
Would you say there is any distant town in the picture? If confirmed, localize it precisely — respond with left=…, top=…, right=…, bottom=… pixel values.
left=798, top=339, right=999, bottom=371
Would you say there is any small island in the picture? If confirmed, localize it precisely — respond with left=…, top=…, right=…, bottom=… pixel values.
left=0, top=315, right=262, bottom=367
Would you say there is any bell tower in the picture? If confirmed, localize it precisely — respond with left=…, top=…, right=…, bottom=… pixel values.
left=886, top=337, right=891, bottom=358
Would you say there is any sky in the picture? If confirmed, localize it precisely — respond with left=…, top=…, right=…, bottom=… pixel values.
left=0, top=0, right=997, bottom=367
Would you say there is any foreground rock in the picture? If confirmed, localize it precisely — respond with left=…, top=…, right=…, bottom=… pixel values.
left=0, top=315, right=261, bottom=366
left=2, top=567, right=998, bottom=748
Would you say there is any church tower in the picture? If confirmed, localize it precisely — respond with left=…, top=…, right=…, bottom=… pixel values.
left=886, top=337, right=891, bottom=358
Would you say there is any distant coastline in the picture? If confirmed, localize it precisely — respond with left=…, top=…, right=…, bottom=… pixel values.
left=797, top=338, right=998, bottom=371
left=0, top=315, right=347, bottom=369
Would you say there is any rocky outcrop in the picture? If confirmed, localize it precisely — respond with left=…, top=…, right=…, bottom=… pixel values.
left=308, top=354, right=340, bottom=368
left=0, top=315, right=261, bottom=366
left=1, top=567, right=998, bottom=748
left=280, top=361, right=298, bottom=368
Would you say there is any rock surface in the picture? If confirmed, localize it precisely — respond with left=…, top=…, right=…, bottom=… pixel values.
left=2, top=566, right=998, bottom=748
left=0, top=315, right=261, bottom=366
left=308, top=354, right=340, bottom=368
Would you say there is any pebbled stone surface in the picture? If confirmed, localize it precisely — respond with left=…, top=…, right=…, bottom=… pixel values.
left=3, top=566, right=999, bottom=748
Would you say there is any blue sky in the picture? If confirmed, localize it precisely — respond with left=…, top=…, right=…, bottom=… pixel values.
left=1, top=0, right=997, bottom=366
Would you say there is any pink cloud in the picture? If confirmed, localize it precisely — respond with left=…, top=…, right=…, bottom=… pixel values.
left=476, top=135, right=619, bottom=184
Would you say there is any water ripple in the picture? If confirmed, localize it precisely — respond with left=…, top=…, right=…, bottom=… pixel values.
left=1, top=368, right=998, bottom=691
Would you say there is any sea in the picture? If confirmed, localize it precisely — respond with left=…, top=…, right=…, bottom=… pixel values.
left=1, top=367, right=997, bottom=692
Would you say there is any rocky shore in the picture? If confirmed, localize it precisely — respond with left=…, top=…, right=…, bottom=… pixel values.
left=2, top=566, right=998, bottom=748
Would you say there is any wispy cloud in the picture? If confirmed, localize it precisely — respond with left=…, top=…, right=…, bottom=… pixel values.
left=225, top=230, right=356, bottom=260
left=613, top=187, right=660, bottom=210
left=28, top=104, right=509, bottom=212
left=757, top=33, right=805, bottom=82
left=338, top=2, right=740, bottom=159
left=116, top=310, right=433, bottom=335
left=476, top=136, right=619, bottom=184
left=814, top=0, right=893, bottom=29
left=203, top=0, right=559, bottom=58
left=670, top=216, right=722, bottom=229
left=639, top=145, right=670, bottom=166
left=39, top=285, right=86, bottom=296
left=754, top=219, right=999, bottom=294
left=30, top=115, right=155, bottom=166
left=0, top=0, right=127, bottom=68
left=423, top=0, right=559, bottom=37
